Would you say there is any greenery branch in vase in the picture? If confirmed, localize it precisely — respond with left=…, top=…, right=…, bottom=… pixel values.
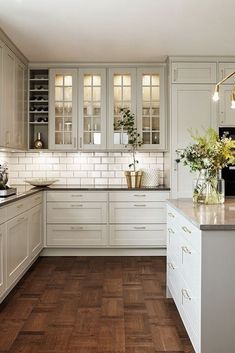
left=177, top=128, right=235, bottom=204
left=114, top=108, right=144, bottom=188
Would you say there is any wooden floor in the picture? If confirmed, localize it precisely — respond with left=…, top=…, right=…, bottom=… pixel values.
left=0, top=256, right=195, bottom=353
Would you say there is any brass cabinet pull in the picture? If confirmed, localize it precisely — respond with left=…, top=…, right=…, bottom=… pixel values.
left=168, top=212, right=175, bottom=218
left=134, top=226, right=146, bottom=230
left=71, top=194, right=83, bottom=197
left=134, top=194, right=146, bottom=197
left=134, top=204, right=146, bottom=207
left=181, top=246, right=192, bottom=254
left=17, top=204, right=23, bottom=209
left=17, top=217, right=25, bottom=223
left=71, top=204, right=83, bottom=207
left=182, top=226, right=191, bottom=234
left=70, top=226, right=84, bottom=230
left=168, top=227, right=175, bottom=234
left=182, top=288, right=191, bottom=301
left=74, top=137, right=76, bottom=148
left=168, top=262, right=175, bottom=270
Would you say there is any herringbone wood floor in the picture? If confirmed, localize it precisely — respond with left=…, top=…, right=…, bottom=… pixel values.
left=0, top=256, right=195, bottom=353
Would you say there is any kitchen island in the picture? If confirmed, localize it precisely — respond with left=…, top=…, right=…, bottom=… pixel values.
left=167, top=199, right=235, bottom=353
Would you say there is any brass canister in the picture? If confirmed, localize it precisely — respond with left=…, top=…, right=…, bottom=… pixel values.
left=124, top=171, right=143, bottom=188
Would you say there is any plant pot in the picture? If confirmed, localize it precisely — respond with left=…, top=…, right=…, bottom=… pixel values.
left=124, top=171, right=143, bottom=188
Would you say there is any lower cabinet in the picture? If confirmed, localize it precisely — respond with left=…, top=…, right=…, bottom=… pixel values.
left=29, top=204, right=43, bottom=258
left=6, top=213, right=30, bottom=287
left=47, top=224, right=107, bottom=247
left=0, top=224, right=6, bottom=297
left=110, top=224, right=166, bottom=247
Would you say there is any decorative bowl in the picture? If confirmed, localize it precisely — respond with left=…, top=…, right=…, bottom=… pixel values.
left=25, top=178, right=58, bottom=187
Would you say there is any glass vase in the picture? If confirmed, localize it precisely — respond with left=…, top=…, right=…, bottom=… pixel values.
left=193, top=169, right=225, bottom=204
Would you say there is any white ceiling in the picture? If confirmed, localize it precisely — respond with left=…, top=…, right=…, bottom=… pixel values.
left=0, top=0, right=235, bottom=62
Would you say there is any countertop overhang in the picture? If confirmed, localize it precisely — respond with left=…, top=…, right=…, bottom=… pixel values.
left=167, top=198, right=235, bottom=231
left=0, top=184, right=170, bottom=207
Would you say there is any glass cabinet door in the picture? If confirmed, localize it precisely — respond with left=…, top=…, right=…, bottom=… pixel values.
left=108, top=68, right=136, bottom=149
left=49, top=69, right=77, bottom=150
left=79, top=69, right=106, bottom=150
left=137, top=67, right=166, bottom=150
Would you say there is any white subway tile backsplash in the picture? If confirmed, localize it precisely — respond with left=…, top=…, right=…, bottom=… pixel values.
left=5, top=151, right=165, bottom=186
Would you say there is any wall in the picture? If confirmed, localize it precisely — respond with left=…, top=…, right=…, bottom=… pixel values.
left=5, top=151, right=164, bottom=186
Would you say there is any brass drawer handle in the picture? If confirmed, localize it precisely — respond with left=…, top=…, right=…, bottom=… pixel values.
left=168, top=212, right=175, bottom=218
left=181, top=246, right=192, bottom=254
left=168, top=227, right=175, bottom=234
left=134, top=226, right=146, bottom=230
left=35, top=196, right=41, bottom=201
left=182, top=226, right=191, bottom=234
left=182, top=288, right=191, bottom=301
left=70, top=226, right=84, bottom=230
left=168, top=262, right=175, bottom=270
left=134, top=204, right=146, bottom=207
left=134, top=194, right=146, bottom=197
left=71, top=204, right=83, bottom=207
left=17, top=204, right=23, bottom=209
left=17, top=217, right=25, bottom=223
left=71, top=194, right=83, bottom=197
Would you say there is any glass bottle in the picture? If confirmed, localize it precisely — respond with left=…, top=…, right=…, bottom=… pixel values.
left=34, top=132, right=43, bottom=149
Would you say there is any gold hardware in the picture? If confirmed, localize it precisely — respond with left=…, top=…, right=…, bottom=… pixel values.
left=134, top=194, right=146, bottom=197
left=168, top=227, right=175, bottom=234
left=134, top=226, right=146, bottom=230
left=17, top=204, right=23, bottom=209
left=181, top=246, right=192, bottom=254
left=182, top=288, right=191, bottom=301
left=134, top=204, right=146, bottom=207
left=168, top=212, right=175, bottom=218
left=80, top=137, right=82, bottom=148
left=168, top=262, right=175, bottom=270
left=74, top=137, right=76, bottom=148
left=71, top=194, right=83, bottom=197
left=71, top=204, right=83, bottom=207
left=182, top=226, right=191, bottom=234
left=70, top=226, right=84, bottom=230
left=17, top=217, right=25, bottom=222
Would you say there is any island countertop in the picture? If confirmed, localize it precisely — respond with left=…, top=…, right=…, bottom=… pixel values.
left=167, top=198, right=235, bottom=230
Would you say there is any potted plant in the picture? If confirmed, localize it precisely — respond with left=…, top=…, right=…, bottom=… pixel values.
left=177, top=128, right=235, bottom=204
left=114, top=108, right=143, bottom=188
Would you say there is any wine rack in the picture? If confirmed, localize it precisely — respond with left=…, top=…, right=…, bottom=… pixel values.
left=28, top=69, right=49, bottom=149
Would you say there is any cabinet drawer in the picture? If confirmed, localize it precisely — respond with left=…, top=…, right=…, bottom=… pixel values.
left=109, top=202, right=166, bottom=224
left=109, top=192, right=169, bottom=202
left=0, top=207, right=6, bottom=225
left=109, top=224, right=166, bottom=247
left=167, top=205, right=201, bottom=253
left=47, top=224, right=107, bottom=247
left=6, top=193, right=42, bottom=221
left=172, top=62, right=217, bottom=83
left=47, top=191, right=107, bottom=202
left=47, top=202, right=107, bottom=224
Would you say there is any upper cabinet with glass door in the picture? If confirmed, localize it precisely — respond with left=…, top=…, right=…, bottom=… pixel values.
left=79, top=69, right=106, bottom=150
left=137, top=67, right=166, bottom=150
left=108, top=68, right=136, bottom=149
left=49, top=69, right=77, bottom=150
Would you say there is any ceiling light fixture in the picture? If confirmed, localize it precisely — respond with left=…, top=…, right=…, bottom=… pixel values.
left=213, top=71, right=235, bottom=107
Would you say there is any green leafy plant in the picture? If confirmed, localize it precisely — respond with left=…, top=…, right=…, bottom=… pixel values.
left=177, top=128, right=235, bottom=175
left=114, top=108, right=143, bottom=171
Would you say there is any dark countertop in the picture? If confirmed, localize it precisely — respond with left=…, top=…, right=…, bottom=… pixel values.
left=0, top=184, right=170, bottom=208
left=167, top=198, right=235, bottom=231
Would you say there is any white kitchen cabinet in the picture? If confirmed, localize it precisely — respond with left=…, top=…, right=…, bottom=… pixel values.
left=47, top=201, right=107, bottom=224
left=0, top=40, right=4, bottom=147
left=108, top=67, right=137, bottom=149
left=171, top=84, right=217, bottom=198
left=15, top=58, right=27, bottom=149
left=78, top=68, right=106, bottom=150
left=6, top=213, right=30, bottom=287
left=29, top=204, right=43, bottom=259
left=218, top=63, right=235, bottom=84
left=171, top=62, right=217, bottom=84
left=3, top=46, right=15, bottom=148
left=109, top=224, right=166, bottom=247
left=0, top=224, right=6, bottom=297
left=218, top=85, right=235, bottom=126
left=109, top=202, right=166, bottom=224
left=137, top=67, right=166, bottom=149
left=47, top=224, right=107, bottom=247
left=49, top=69, right=78, bottom=150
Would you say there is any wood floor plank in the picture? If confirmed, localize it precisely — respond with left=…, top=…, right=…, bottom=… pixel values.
left=0, top=256, right=195, bottom=353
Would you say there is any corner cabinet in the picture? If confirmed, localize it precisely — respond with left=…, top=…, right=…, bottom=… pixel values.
left=137, top=67, right=166, bottom=150
left=78, top=68, right=106, bottom=150
left=49, top=69, right=78, bottom=150
left=108, top=68, right=137, bottom=149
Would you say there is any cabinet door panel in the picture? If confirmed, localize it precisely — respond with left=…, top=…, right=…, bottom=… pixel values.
left=172, top=62, right=217, bottom=84
left=49, top=69, right=77, bottom=150
left=171, top=84, right=217, bottom=198
left=219, top=85, right=235, bottom=126
left=79, top=68, right=106, bottom=150
left=0, top=224, right=6, bottom=297
left=6, top=214, right=29, bottom=287
left=137, top=67, right=166, bottom=150
left=108, top=68, right=136, bottom=149
left=29, top=204, right=43, bottom=258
